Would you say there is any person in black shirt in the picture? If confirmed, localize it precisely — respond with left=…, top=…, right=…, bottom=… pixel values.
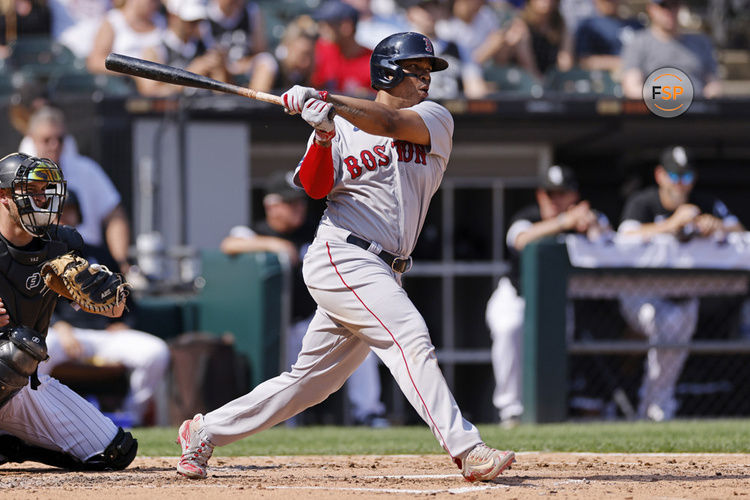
left=220, top=171, right=387, bottom=427
left=485, top=164, right=610, bottom=427
left=618, top=146, right=743, bottom=421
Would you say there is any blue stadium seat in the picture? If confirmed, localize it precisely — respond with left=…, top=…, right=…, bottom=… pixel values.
left=483, top=65, right=544, bottom=97
left=48, top=70, right=136, bottom=101
left=8, top=36, right=83, bottom=78
left=545, top=67, right=622, bottom=97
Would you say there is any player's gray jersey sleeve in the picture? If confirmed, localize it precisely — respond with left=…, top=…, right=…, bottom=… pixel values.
left=410, top=101, right=454, bottom=164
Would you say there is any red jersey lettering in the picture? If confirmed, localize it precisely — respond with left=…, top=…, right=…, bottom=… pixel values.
left=361, top=150, right=377, bottom=171
left=373, top=144, right=390, bottom=167
left=344, top=156, right=362, bottom=178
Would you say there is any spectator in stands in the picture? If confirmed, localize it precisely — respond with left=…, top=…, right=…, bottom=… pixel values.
left=344, top=0, right=409, bottom=50
left=621, top=0, right=721, bottom=99
left=574, top=0, right=642, bottom=72
left=271, top=16, right=317, bottom=92
left=49, top=0, right=111, bottom=59
left=311, top=0, right=373, bottom=95
left=38, top=190, right=170, bottom=427
left=0, top=0, right=52, bottom=58
left=21, top=106, right=132, bottom=272
left=401, top=0, right=488, bottom=98
left=137, top=0, right=230, bottom=96
left=436, top=0, right=499, bottom=64
left=201, top=0, right=277, bottom=92
left=87, top=0, right=165, bottom=74
left=618, top=146, right=743, bottom=421
left=221, top=172, right=388, bottom=427
left=485, top=164, right=610, bottom=427
left=475, top=0, right=574, bottom=80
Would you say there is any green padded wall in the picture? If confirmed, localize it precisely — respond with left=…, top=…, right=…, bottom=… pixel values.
left=521, top=239, right=570, bottom=423
left=197, top=250, right=284, bottom=389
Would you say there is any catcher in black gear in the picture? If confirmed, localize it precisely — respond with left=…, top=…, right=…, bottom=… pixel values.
left=0, top=152, right=137, bottom=471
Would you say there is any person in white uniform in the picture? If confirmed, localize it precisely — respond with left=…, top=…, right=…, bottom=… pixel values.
left=485, top=164, right=610, bottom=427
left=175, top=31, right=515, bottom=482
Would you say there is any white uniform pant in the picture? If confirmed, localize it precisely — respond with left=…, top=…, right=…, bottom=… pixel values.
left=485, top=277, right=525, bottom=421
left=619, top=295, right=699, bottom=420
left=289, top=316, right=385, bottom=422
left=204, top=232, right=482, bottom=459
left=38, top=326, right=170, bottom=423
left=0, top=375, right=117, bottom=461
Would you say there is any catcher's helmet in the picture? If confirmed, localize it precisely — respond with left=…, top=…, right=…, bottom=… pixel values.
left=0, top=152, right=67, bottom=237
left=370, top=32, right=448, bottom=90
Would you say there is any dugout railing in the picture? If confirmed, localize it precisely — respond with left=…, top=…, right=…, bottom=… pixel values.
left=522, top=238, right=750, bottom=423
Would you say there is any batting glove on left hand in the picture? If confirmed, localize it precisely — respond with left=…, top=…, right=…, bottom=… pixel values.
left=281, top=85, right=329, bottom=115
left=302, top=98, right=336, bottom=142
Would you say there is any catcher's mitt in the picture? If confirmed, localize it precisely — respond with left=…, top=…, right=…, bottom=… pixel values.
left=40, top=252, right=130, bottom=314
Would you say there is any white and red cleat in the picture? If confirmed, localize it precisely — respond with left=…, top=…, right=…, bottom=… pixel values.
left=456, top=443, right=515, bottom=482
left=176, top=414, right=214, bottom=479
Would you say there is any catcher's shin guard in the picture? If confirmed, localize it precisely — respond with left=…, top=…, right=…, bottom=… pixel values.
left=81, top=427, right=138, bottom=471
left=0, top=428, right=137, bottom=471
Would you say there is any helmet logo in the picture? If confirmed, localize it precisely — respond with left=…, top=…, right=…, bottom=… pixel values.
left=424, top=37, right=433, bottom=54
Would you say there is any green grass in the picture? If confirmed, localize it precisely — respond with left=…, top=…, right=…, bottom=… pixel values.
left=135, top=419, right=750, bottom=457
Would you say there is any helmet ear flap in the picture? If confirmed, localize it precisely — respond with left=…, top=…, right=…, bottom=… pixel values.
left=371, top=58, right=405, bottom=90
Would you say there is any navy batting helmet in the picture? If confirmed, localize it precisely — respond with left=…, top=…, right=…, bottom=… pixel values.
left=370, top=32, right=449, bottom=90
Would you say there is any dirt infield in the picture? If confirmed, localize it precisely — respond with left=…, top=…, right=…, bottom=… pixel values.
left=2, top=453, right=749, bottom=499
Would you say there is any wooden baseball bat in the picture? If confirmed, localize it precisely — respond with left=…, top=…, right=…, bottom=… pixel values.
left=104, top=53, right=283, bottom=106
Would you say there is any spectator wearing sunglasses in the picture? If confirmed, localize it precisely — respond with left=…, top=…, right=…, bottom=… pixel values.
left=617, top=146, right=743, bottom=422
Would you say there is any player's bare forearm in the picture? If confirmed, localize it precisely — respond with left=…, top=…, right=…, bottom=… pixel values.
left=327, top=94, right=430, bottom=145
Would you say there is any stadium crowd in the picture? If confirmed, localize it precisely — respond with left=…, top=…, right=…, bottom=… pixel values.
left=0, top=0, right=747, bottom=100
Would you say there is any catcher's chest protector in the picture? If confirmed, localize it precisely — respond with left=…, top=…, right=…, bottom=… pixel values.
left=0, top=228, right=80, bottom=334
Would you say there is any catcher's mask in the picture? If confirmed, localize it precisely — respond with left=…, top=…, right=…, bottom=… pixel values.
left=0, top=153, right=67, bottom=237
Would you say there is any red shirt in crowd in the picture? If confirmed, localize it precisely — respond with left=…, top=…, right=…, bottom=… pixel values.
left=311, top=39, right=374, bottom=95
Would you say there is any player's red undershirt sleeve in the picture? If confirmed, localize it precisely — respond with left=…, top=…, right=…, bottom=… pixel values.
left=299, top=141, right=335, bottom=199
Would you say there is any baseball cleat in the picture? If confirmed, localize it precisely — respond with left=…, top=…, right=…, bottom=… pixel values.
left=176, top=414, right=214, bottom=479
left=458, top=443, right=515, bottom=482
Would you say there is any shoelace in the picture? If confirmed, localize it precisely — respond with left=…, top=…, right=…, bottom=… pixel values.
left=189, top=441, right=213, bottom=466
left=465, top=443, right=495, bottom=464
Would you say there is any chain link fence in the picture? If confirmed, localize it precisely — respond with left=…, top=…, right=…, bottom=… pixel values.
left=566, top=271, right=750, bottom=420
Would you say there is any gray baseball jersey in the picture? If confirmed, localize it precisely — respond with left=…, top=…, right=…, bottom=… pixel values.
left=204, top=100, right=483, bottom=460
left=296, top=100, right=453, bottom=256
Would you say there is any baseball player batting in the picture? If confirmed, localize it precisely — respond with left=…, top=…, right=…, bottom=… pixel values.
left=176, top=32, right=515, bottom=482
left=0, top=153, right=137, bottom=470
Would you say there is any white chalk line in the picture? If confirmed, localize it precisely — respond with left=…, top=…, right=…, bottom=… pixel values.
left=266, top=484, right=508, bottom=494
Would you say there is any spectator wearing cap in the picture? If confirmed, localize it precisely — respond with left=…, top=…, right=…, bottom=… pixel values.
left=311, top=0, right=374, bottom=95
left=401, top=0, right=488, bottom=98
left=137, top=0, right=230, bottom=96
left=621, top=0, right=720, bottom=99
left=574, top=0, right=643, bottom=72
left=220, top=172, right=388, bottom=427
left=87, top=0, right=166, bottom=74
left=485, top=164, right=610, bottom=427
left=201, top=0, right=277, bottom=91
left=617, top=146, right=743, bottom=421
